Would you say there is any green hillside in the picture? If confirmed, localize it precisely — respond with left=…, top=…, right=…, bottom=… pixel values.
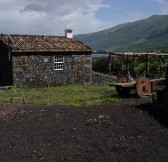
left=75, top=15, right=168, bottom=52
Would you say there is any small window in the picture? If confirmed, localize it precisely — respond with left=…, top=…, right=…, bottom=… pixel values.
left=54, top=56, right=64, bottom=70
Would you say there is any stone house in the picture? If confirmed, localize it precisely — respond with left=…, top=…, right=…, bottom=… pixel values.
left=0, top=29, right=92, bottom=87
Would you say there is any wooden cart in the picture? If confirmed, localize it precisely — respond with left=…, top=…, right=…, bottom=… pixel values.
left=109, top=75, right=165, bottom=101
left=107, top=51, right=167, bottom=101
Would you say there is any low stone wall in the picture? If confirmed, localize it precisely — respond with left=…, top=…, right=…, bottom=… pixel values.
left=92, top=71, right=117, bottom=84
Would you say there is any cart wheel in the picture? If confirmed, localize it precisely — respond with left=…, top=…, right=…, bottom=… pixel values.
left=116, top=86, right=131, bottom=97
left=136, top=77, right=151, bottom=95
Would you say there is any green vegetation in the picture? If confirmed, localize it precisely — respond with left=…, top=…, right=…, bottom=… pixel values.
left=86, top=114, right=110, bottom=125
left=75, top=15, right=168, bottom=52
left=92, top=57, right=109, bottom=73
left=0, top=85, right=119, bottom=106
left=98, top=114, right=110, bottom=123
left=93, top=55, right=168, bottom=77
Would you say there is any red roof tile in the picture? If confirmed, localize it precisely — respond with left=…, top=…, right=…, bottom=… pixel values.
left=0, top=34, right=92, bottom=53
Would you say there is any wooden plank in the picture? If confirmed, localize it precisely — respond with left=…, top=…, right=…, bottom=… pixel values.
left=110, top=78, right=165, bottom=88
left=109, top=82, right=136, bottom=88
left=150, top=78, right=165, bottom=82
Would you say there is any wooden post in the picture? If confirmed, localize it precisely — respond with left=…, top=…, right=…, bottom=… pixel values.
left=146, top=54, right=149, bottom=77
left=108, top=54, right=112, bottom=74
left=133, top=56, right=136, bottom=75
left=126, top=54, right=129, bottom=72
left=166, top=64, right=168, bottom=87
left=110, top=56, right=114, bottom=75
left=159, top=56, right=162, bottom=77
left=121, top=54, right=124, bottom=74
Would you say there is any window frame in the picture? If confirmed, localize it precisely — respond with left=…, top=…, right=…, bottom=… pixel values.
left=54, top=56, right=64, bottom=71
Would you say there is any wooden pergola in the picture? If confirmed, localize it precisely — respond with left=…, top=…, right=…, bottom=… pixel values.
left=107, top=51, right=168, bottom=77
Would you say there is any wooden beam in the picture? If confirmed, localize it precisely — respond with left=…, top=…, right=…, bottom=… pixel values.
left=106, top=51, right=168, bottom=57
left=159, top=56, right=162, bottom=77
left=133, top=56, right=136, bottom=74
left=126, top=54, right=129, bottom=71
left=145, top=54, right=150, bottom=77
left=108, top=54, right=112, bottom=74
left=121, top=54, right=124, bottom=74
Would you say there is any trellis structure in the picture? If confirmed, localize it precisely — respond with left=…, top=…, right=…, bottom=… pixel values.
left=107, top=51, right=168, bottom=77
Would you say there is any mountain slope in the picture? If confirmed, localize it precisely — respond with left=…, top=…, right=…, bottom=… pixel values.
left=75, top=15, right=168, bottom=52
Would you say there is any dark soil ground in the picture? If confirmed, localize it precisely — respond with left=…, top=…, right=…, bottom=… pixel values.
left=1, top=96, right=168, bottom=162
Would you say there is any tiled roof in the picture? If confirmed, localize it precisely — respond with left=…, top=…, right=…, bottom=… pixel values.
left=0, top=34, right=92, bottom=53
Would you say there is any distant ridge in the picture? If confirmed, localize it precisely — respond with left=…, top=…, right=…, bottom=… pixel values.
left=75, top=15, right=168, bottom=52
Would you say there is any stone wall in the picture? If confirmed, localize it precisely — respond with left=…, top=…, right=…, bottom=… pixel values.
left=12, top=53, right=92, bottom=87
left=92, top=71, right=117, bottom=84
left=70, top=55, right=92, bottom=85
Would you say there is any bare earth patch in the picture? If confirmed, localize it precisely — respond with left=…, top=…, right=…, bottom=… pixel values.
left=0, top=97, right=168, bottom=162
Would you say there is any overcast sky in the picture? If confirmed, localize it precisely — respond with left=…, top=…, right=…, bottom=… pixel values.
left=0, top=0, right=168, bottom=36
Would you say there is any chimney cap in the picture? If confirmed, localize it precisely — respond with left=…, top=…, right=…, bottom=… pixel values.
left=65, top=28, right=73, bottom=38
left=65, top=28, right=73, bottom=31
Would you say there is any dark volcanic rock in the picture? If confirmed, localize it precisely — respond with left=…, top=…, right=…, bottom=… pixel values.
left=0, top=99, right=168, bottom=162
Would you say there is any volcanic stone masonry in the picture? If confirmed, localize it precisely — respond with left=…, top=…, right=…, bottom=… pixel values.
left=12, top=54, right=92, bottom=87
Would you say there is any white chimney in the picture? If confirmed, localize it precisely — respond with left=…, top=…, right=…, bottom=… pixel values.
left=65, top=28, right=73, bottom=38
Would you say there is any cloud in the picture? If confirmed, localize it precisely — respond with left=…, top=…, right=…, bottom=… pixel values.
left=21, top=0, right=110, bottom=13
left=21, top=3, right=44, bottom=13
left=0, top=0, right=167, bottom=36
left=0, top=0, right=111, bottom=35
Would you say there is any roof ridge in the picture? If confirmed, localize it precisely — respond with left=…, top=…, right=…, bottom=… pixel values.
left=6, top=34, right=66, bottom=37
